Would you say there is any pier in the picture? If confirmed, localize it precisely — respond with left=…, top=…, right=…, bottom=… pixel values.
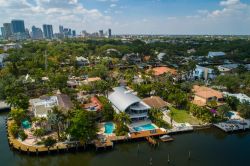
left=145, top=136, right=157, bottom=146
left=214, top=119, right=250, bottom=132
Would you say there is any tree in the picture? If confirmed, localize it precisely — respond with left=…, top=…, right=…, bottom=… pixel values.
left=43, top=136, right=57, bottom=147
left=47, top=106, right=66, bottom=140
left=114, top=112, right=131, bottom=136
left=6, top=92, right=29, bottom=110
left=10, top=122, right=20, bottom=138
left=68, top=110, right=97, bottom=145
left=88, top=64, right=108, bottom=79
left=98, top=96, right=114, bottom=121
left=214, top=75, right=240, bottom=92
left=169, top=110, right=175, bottom=127
left=9, top=108, right=26, bottom=125
left=225, top=96, right=240, bottom=111
left=49, top=73, right=67, bottom=91
left=235, top=64, right=247, bottom=74
left=207, top=100, right=218, bottom=109
left=33, top=128, right=46, bottom=141
left=114, top=112, right=131, bottom=125
left=168, top=91, right=188, bottom=109
left=18, top=129, right=28, bottom=141
left=237, top=102, right=250, bottom=119
left=217, top=104, right=231, bottom=119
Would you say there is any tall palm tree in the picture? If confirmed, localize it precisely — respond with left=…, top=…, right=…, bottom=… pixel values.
left=48, top=106, right=66, bottom=140
left=114, top=112, right=131, bottom=125
left=169, top=110, right=175, bottom=127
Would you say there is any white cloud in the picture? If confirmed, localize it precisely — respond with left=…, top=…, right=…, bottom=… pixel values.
left=110, top=4, right=117, bottom=8
left=220, top=0, right=239, bottom=6
left=0, top=0, right=112, bottom=33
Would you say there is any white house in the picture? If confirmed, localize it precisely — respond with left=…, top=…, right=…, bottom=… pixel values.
left=30, top=96, right=59, bottom=118
left=76, top=56, right=89, bottom=66
left=30, top=94, right=73, bottom=117
left=223, top=92, right=250, bottom=103
left=193, top=65, right=216, bottom=80
left=157, top=53, right=166, bottom=61
left=208, top=52, right=226, bottom=58
left=108, top=87, right=151, bottom=122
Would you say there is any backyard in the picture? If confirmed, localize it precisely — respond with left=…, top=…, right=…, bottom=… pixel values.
left=169, top=107, right=203, bottom=125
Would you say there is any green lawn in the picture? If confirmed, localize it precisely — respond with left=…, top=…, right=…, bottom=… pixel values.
left=169, top=107, right=203, bottom=125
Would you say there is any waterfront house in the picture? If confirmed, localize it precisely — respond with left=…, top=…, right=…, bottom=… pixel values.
left=192, top=85, right=224, bottom=107
left=142, top=96, right=168, bottom=110
left=30, top=96, right=59, bottom=118
left=207, top=51, right=226, bottom=58
left=30, top=94, right=73, bottom=117
left=108, top=87, right=151, bottom=122
left=193, top=65, right=216, bottom=80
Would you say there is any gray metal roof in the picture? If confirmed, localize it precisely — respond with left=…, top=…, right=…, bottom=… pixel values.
left=108, top=87, right=141, bottom=112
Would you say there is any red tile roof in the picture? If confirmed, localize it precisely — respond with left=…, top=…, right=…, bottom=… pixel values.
left=148, top=67, right=177, bottom=76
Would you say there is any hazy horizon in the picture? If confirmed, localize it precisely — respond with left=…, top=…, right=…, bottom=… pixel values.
left=1, top=0, right=250, bottom=35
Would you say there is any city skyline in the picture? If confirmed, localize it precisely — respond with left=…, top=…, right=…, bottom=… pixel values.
left=0, top=0, right=250, bottom=35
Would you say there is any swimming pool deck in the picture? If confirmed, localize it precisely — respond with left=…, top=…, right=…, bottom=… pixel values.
left=7, top=120, right=84, bottom=154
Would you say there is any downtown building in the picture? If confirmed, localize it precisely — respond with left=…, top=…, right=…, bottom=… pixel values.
left=2, top=23, right=12, bottom=40
left=10, top=20, right=27, bottom=40
left=43, top=24, right=53, bottom=39
left=31, top=26, right=43, bottom=40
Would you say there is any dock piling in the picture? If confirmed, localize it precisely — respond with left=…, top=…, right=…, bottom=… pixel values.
left=149, top=157, right=153, bottom=166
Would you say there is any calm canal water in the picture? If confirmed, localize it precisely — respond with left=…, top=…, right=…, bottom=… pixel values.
left=1, top=112, right=250, bottom=166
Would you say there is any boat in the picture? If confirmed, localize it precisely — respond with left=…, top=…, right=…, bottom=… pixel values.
left=160, top=135, right=174, bottom=142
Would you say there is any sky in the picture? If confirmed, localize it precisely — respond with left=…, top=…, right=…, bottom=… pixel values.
left=0, top=0, right=250, bottom=35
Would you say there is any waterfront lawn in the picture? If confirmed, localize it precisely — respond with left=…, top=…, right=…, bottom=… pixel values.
left=169, top=107, right=203, bottom=125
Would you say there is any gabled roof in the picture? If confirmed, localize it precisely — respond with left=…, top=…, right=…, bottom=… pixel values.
left=143, top=96, right=168, bottom=109
left=108, top=87, right=141, bottom=112
left=148, top=67, right=177, bottom=76
left=208, top=52, right=225, bottom=57
left=192, top=85, right=223, bottom=99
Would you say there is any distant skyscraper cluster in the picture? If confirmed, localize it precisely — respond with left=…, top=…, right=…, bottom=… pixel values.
left=1, top=19, right=77, bottom=41
left=0, top=19, right=113, bottom=41
left=81, top=28, right=112, bottom=38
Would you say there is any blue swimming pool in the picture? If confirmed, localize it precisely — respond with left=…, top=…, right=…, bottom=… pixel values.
left=104, top=122, right=114, bottom=134
left=134, top=124, right=156, bottom=131
left=21, top=119, right=31, bottom=129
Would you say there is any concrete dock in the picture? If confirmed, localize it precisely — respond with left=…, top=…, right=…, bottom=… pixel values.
left=214, top=119, right=250, bottom=132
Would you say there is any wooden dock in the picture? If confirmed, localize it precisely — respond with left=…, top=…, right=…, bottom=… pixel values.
left=94, top=139, right=113, bottom=149
left=145, top=136, right=157, bottom=145
left=130, top=128, right=167, bottom=139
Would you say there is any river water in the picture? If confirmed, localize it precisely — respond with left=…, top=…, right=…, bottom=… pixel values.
left=1, top=112, right=250, bottom=166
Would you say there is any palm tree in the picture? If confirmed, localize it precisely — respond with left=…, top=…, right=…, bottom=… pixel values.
left=169, top=110, right=175, bottom=127
left=114, top=112, right=131, bottom=125
left=48, top=106, right=66, bottom=140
